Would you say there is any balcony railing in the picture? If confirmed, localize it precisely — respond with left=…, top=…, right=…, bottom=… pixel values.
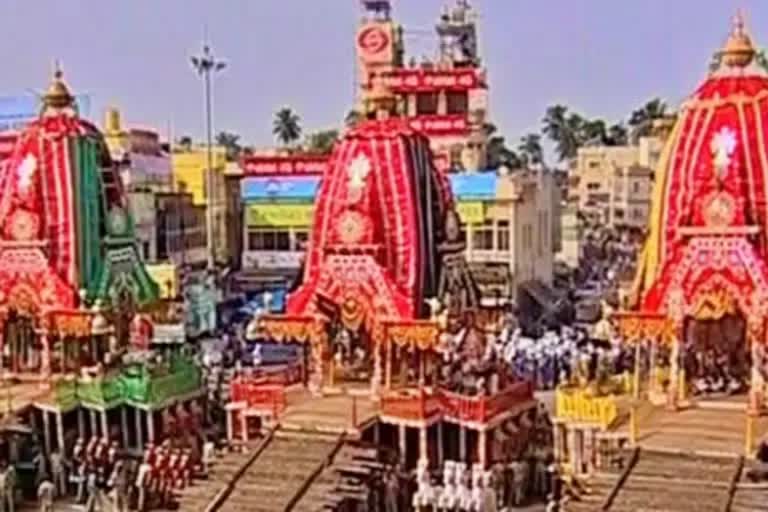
left=380, top=389, right=442, bottom=421
left=230, top=381, right=287, bottom=415
left=380, top=382, right=535, bottom=424
left=52, top=356, right=203, bottom=409
left=555, top=387, right=619, bottom=430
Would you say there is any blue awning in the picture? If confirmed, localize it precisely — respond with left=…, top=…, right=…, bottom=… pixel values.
left=449, top=172, right=497, bottom=200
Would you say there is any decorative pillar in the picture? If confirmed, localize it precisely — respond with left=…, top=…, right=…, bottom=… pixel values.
left=667, top=333, right=680, bottom=410
left=371, top=338, right=382, bottom=397
left=437, top=422, right=444, bottom=467
left=146, top=410, right=155, bottom=443
left=225, top=409, right=234, bottom=445
left=633, top=341, right=642, bottom=399
left=745, top=412, right=756, bottom=457
left=77, top=408, right=85, bottom=439
left=40, top=333, right=51, bottom=388
left=101, top=410, right=109, bottom=441
left=749, top=339, right=764, bottom=414
left=418, top=351, right=426, bottom=387
left=135, top=408, right=144, bottom=451
left=385, top=343, right=393, bottom=390
left=56, top=412, right=65, bottom=453
left=459, top=425, right=467, bottom=462
left=42, top=411, right=52, bottom=455
left=419, top=426, right=428, bottom=466
left=89, top=409, right=98, bottom=437
left=120, top=407, right=129, bottom=449
left=553, top=423, right=562, bottom=462
left=398, top=424, right=407, bottom=467
left=478, top=428, right=487, bottom=469
left=648, top=338, right=657, bottom=393
left=241, top=411, right=248, bottom=444
left=567, top=427, right=578, bottom=471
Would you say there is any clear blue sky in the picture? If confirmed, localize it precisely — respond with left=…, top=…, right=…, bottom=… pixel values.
left=0, top=0, right=764, bottom=157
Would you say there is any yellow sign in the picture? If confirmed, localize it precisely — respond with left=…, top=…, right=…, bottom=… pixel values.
left=146, top=263, right=178, bottom=299
left=247, top=204, right=314, bottom=227
left=456, top=201, right=485, bottom=224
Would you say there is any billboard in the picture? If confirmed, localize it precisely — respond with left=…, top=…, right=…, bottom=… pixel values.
left=0, top=94, right=92, bottom=132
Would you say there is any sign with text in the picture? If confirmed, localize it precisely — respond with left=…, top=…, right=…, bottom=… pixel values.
left=243, top=250, right=304, bottom=269
left=456, top=201, right=485, bottom=224
left=241, top=155, right=329, bottom=176
left=408, top=115, right=470, bottom=136
left=246, top=203, right=314, bottom=227
left=373, top=68, right=484, bottom=92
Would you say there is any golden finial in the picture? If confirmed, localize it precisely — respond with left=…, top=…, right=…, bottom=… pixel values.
left=722, top=9, right=755, bottom=68
left=43, top=61, right=75, bottom=110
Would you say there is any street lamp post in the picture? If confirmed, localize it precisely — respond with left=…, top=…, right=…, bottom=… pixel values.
left=191, top=43, right=226, bottom=272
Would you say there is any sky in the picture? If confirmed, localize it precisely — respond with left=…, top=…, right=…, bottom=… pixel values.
left=0, top=0, right=765, bottom=160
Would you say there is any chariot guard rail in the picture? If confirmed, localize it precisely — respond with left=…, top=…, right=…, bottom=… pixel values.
left=380, top=381, right=534, bottom=423
left=53, top=355, right=202, bottom=409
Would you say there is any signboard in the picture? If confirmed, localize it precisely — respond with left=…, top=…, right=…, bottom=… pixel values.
left=373, top=68, right=484, bottom=92
left=243, top=251, right=304, bottom=269
left=456, top=201, right=485, bottom=224
left=356, top=22, right=394, bottom=65
left=408, top=115, right=469, bottom=136
left=246, top=203, right=314, bottom=227
left=241, top=155, right=329, bottom=177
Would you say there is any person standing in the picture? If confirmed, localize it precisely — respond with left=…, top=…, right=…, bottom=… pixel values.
left=49, top=451, right=67, bottom=498
left=37, top=479, right=55, bottom=512
left=84, top=471, right=104, bottom=512
left=5, top=462, right=16, bottom=512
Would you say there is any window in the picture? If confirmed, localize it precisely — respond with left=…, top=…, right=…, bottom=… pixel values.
left=446, top=91, right=469, bottom=115
left=588, top=161, right=600, bottom=169
left=632, top=181, right=641, bottom=194
left=472, top=221, right=494, bottom=251
left=248, top=229, right=291, bottom=251
left=614, top=209, right=625, bottom=219
left=416, top=93, right=439, bottom=115
left=497, top=221, right=510, bottom=251
left=294, top=230, right=309, bottom=250
left=522, top=223, right=533, bottom=251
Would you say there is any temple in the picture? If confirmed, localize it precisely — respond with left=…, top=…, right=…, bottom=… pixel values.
left=553, top=15, right=768, bottom=493
left=617, top=13, right=768, bottom=414
left=0, top=69, right=158, bottom=378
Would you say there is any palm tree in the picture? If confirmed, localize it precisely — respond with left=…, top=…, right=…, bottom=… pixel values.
left=487, top=135, right=522, bottom=170
left=273, top=107, right=302, bottom=147
left=542, top=105, right=583, bottom=162
left=606, top=123, right=629, bottom=146
left=579, top=119, right=608, bottom=146
left=177, top=135, right=193, bottom=151
left=628, top=98, right=667, bottom=142
left=518, top=133, right=544, bottom=167
left=215, top=131, right=242, bottom=161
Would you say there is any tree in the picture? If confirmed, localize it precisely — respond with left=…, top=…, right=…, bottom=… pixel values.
left=272, top=107, right=302, bottom=147
left=215, top=131, right=242, bottom=161
left=177, top=135, right=193, bottom=151
left=628, top=98, right=667, bottom=142
left=578, top=119, right=608, bottom=146
left=518, top=133, right=544, bottom=167
left=304, top=129, right=339, bottom=155
left=606, top=123, right=629, bottom=146
left=542, top=105, right=584, bottom=162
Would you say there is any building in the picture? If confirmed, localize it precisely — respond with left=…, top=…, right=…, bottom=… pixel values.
left=356, top=0, right=488, bottom=172
left=569, top=136, right=663, bottom=228
left=558, top=203, right=582, bottom=268
left=171, top=145, right=230, bottom=264
left=235, top=162, right=558, bottom=305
